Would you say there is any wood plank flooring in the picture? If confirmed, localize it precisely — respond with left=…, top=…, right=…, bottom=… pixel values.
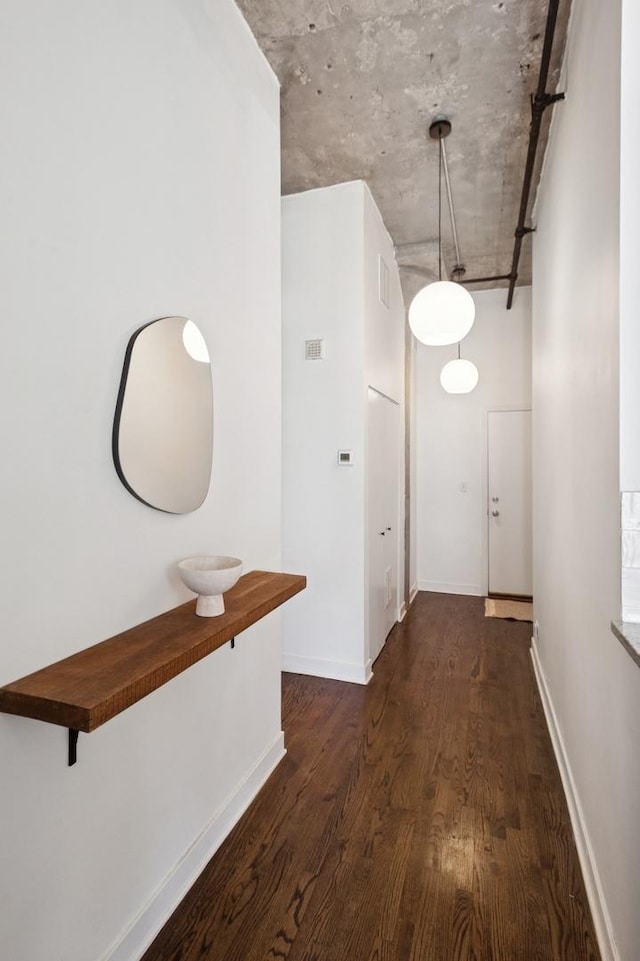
left=142, top=592, right=600, bottom=961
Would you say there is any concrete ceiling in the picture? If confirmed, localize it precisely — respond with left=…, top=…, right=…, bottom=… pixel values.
left=236, top=0, right=570, bottom=304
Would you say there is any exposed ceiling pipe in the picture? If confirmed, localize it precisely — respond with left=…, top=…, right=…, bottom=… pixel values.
left=506, top=0, right=565, bottom=309
left=460, top=274, right=512, bottom=286
left=410, top=1, right=565, bottom=305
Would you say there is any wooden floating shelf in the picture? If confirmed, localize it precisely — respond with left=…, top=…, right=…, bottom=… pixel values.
left=0, top=571, right=306, bottom=756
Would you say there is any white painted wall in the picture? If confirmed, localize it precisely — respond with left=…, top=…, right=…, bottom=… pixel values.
left=363, top=186, right=406, bottom=617
left=0, top=4, right=282, bottom=961
left=363, top=189, right=404, bottom=405
left=620, top=0, right=640, bottom=492
left=281, top=183, right=366, bottom=682
left=619, top=0, right=640, bottom=622
left=409, top=334, right=418, bottom=600
left=531, top=1, right=640, bottom=958
left=281, top=181, right=405, bottom=683
left=415, top=287, right=532, bottom=596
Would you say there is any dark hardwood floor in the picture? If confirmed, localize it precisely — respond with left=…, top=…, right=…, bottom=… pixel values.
left=142, top=592, right=600, bottom=961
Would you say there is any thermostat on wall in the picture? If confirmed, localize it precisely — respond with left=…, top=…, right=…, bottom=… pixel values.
left=338, top=450, right=353, bottom=466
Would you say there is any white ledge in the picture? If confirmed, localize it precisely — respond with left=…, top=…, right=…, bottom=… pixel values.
left=611, top=620, right=640, bottom=669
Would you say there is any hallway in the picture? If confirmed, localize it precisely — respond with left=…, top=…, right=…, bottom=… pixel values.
left=143, top=593, right=600, bottom=961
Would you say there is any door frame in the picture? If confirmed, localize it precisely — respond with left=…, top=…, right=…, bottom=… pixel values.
left=482, top=405, right=532, bottom=597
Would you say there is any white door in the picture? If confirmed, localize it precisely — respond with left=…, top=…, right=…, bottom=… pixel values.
left=487, top=410, right=532, bottom=597
left=368, top=389, right=399, bottom=663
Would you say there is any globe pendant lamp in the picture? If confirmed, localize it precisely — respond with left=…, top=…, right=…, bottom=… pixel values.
left=408, top=118, right=476, bottom=347
left=440, top=343, right=479, bottom=394
left=409, top=281, right=475, bottom=346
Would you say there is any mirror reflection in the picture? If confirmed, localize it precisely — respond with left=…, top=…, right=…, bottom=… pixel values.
left=113, top=316, right=213, bottom=513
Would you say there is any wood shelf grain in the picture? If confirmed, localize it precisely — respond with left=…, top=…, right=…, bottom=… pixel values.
left=0, top=571, right=306, bottom=735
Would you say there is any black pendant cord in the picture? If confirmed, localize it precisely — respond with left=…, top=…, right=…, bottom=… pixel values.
left=438, top=131, right=443, bottom=283
left=457, top=342, right=461, bottom=360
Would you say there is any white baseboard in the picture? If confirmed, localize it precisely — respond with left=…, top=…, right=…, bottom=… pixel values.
left=282, top=652, right=373, bottom=685
left=398, top=601, right=408, bottom=621
left=418, top=579, right=483, bottom=597
left=530, top=640, right=618, bottom=961
left=104, top=733, right=286, bottom=961
left=409, top=582, right=419, bottom=604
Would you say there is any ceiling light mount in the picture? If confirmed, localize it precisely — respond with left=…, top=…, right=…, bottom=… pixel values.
left=429, top=117, right=452, bottom=140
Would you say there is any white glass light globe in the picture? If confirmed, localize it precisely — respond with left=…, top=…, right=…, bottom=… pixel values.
left=440, top=358, right=479, bottom=394
left=182, top=320, right=210, bottom=363
left=408, top=280, right=476, bottom=346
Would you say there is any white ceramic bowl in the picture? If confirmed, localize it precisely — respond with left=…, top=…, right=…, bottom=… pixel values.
left=177, top=556, right=243, bottom=616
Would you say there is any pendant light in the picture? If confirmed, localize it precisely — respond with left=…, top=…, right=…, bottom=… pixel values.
left=440, top=342, right=479, bottom=394
left=408, top=118, right=476, bottom=346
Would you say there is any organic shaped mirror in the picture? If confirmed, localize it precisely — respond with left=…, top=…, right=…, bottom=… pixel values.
left=113, top=316, right=213, bottom=513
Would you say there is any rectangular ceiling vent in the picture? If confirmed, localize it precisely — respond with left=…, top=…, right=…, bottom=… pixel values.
left=305, top=338, right=325, bottom=360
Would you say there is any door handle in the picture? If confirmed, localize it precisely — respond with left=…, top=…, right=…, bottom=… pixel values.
left=491, top=509, right=500, bottom=517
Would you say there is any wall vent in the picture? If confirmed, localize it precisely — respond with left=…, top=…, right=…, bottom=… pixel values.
left=305, top=338, right=325, bottom=360
left=378, top=255, right=390, bottom=308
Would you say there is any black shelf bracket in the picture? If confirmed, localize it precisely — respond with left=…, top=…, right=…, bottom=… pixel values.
left=68, top=729, right=79, bottom=766
left=230, top=637, right=236, bottom=650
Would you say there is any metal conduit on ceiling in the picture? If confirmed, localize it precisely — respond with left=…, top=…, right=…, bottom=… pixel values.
left=457, top=0, right=566, bottom=308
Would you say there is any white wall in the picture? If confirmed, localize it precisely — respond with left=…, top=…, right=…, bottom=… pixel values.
left=409, top=334, right=418, bottom=600
left=620, top=0, right=640, bottom=491
left=619, top=0, right=640, bottom=622
left=415, top=287, right=532, bottom=596
left=363, top=185, right=406, bottom=613
left=281, top=181, right=405, bottom=683
left=532, top=1, right=640, bottom=958
left=363, top=188, right=404, bottom=404
left=0, top=4, right=282, bottom=961
left=281, top=183, right=366, bottom=682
